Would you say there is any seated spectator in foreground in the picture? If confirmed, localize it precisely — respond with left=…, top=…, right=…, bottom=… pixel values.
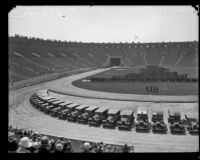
left=104, top=145, right=114, bottom=153
left=29, top=141, right=40, bottom=153
left=49, top=139, right=56, bottom=152
left=122, top=144, right=129, bottom=153
left=54, top=143, right=64, bottom=153
left=8, top=138, right=19, bottom=153
left=92, top=143, right=103, bottom=153
left=81, top=142, right=92, bottom=153
left=129, top=145, right=134, bottom=153
left=17, top=137, right=32, bottom=153
left=34, top=136, right=51, bottom=153
left=113, top=146, right=121, bottom=153
left=63, top=140, right=73, bottom=153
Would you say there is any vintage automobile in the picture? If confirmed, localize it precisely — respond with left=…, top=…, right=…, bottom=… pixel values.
left=168, top=110, right=181, bottom=124
left=37, top=94, right=50, bottom=101
left=43, top=105, right=54, bottom=114
left=117, top=110, right=134, bottom=130
left=88, top=107, right=108, bottom=126
left=29, top=95, right=38, bottom=105
left=102, top=109, right=120, bottom=128
left=52, top=101, right=73, bottom=117
left=40, top=96, right=56, bottom=103
left=183, top=114, right=199, bottom=134
left=168, top=110, right=185, bottom=134
left=39, top=103, right=49, bottom=112
left=135, top=108, right=151, bottom=132
left=77, top=106, right=99, bottom=124
left=31, top=99, right=41, bottom=108
left=35, top=101, right=45, bottom=109
left=58, top=103, right=80, bottom=120
left=151, top=110, right=167, bottom=133
left=67, top=105, right=89, bottom=122
left=50, top=101, right=72, bottom=117
left=52, top=100, right=65, bottom=107
left=43, top=100, right=64, bottom=116
left=46, top=99, right=60, bottom=105
left=50, top=107, right=62, bottom=117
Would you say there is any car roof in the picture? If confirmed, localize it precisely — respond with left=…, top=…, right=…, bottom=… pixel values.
left=46, top=105, right=53, bottom=108
left=95, top=107, right=108, bottom=113
left=53, top=107, right=61, bottom=110
left=137, top=107, right=147, bottom=114
left=85, top=106, right=99, bottom=111
left=47, top=99, right=59, bottom=102
left=169, top=111, right=181, bottom=116
left=41, top=96, right=55, bottom=100
left=120, top=110, right=134, bottom=116
left=108, top=109, right=120, bottom=114
left=37, top=93, right=47, bottom=97
left=62, top=108, right=69, bottom=112
left=59, top=101, right=72, bottom=106
left=41, top=103, right=48, bottom=105
left=76, top=105, right=89, bottom=110
left=37, top=101, right=44, bottom=104
left=67, top=103, right=80, bottom=109
left=185, top=113, right=198, bottom=120
left=152, top=111, right=163, bottom=115
left=52, top=100, right=65, bottom=105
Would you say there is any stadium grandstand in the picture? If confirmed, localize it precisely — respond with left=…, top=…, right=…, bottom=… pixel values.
left=9, top=36, right=198, bottom=83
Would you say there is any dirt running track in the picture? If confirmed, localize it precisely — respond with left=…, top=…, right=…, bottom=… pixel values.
left=9, top=68, right=199, bottom=152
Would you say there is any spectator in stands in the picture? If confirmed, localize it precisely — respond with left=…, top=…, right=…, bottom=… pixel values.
left=63, top=140, right=73, bottom=153
left=49, top=138, right=56, bottom=152
left=93, top=143, right=103, bottom=153
left=17, top=137, right=32, bottom=153
left=129, top=145, right=134, bottom=153
left=54, top=143, right=64, bottom=153
left=8, top=137, right=19, bottom=153
left=34, top=136, right=51, bottom=153
left=29, top=141, right=40, bottom=153
left=106, top=145, right=114, bottom=152
left=115, top=147, right=121, bottom=153
left=122, top=144, right=129, bottom=153
left=81, top=142, right=92, bottom=153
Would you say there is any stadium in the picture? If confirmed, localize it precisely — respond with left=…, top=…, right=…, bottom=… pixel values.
left=8, top=6, right=199, bottom=153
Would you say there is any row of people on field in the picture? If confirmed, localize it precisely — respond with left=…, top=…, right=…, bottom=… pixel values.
left=146, top=86, right=159, bottom=94
left=87, top=77, right=198, bottom=83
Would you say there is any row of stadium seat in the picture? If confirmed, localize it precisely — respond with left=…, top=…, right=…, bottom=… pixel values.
left=9, top=36, right=198, bottom=82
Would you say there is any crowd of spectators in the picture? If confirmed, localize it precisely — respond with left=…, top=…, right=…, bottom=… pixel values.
left=8, top=125, right=134, bottom=153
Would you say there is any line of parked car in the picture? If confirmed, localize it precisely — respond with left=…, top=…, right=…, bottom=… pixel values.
left=29, top=93, right=199, bottom=135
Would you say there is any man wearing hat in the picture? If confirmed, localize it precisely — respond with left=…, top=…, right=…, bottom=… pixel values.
left=8, top=137, right=19, bottom=153
left=82, top=142, right=92, bottom=153
left=54, top=143, right=64, bottom=153
left=17, top=137, right=32, bottom=153
left=34, top=136, right=51, bottom=153
left=63, top=140, right=73, bottom=153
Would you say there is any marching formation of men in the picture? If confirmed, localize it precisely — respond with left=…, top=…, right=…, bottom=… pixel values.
left=86, top=65, right=198, bottom=83
left=146, top=86, right=159, bottom=94
left=87, top=76, right=198, bottom=83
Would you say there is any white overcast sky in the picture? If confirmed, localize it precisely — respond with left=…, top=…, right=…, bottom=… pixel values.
left=9, top=6, right=198, bottom=43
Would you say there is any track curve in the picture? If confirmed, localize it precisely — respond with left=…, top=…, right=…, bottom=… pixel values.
left=49, top=68, right=198, bottom=103
left=9, top=69, right=199, bottom=152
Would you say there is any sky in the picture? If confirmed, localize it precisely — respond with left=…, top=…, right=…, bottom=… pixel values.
left=8, top=6, right=198, bottom=43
